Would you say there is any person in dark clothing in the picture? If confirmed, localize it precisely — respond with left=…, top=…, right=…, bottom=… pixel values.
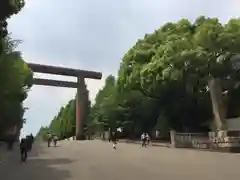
left=110, top=131, right=117, bottom=149
left=26, top=134, right=34, bottom=152
left=47, top=133, right=52, bottom=147
left=141, top=133, right=147, bottom=147
left=20, top=138, right=28, bottom=162
left=145, top=133, right=150, bottom=146
left=53, top=135, right=58, bottom=147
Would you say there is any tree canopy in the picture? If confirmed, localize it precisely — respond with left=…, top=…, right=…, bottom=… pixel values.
left=1, top=0, right=25, bottom=50
left=0, top=0, right=33, bottom=139
left=36, top=94, right=91, bottom=140
left=117, top=17, right=240, bottom=132
left=37, top=16, right=240, bottom=140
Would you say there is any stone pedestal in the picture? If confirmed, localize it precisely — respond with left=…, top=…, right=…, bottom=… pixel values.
left=208, top=130, right=240, bottom=152
left=217, top=130, right=227, bottom=138
left=170, top=130, right=176, bottom=148
left=104, top=131, right=110, bottom=140
left=155, top=130, right=160, bottom=138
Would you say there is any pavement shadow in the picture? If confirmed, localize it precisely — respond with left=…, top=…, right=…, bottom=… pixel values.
left=0, top=143, right=73, bottom=180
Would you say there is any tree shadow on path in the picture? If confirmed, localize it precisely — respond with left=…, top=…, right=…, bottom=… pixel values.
left=0, top=143, right=73, bottom=180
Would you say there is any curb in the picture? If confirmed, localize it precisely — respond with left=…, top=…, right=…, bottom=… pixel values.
left=94, top=138, right=171, bottom=147
left=119, top=140, right=170, bottom=148
left=98, top=139, right=171, bottom=148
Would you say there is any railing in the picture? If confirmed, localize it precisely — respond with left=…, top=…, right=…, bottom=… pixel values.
left=173, top=131, right=240, bottom=152
left=175, top=132, right=209, bottom=149
left=210, top=136, right=240, bottom=149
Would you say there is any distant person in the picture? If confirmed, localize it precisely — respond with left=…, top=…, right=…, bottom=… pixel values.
left=47, top=133, right=52, bottom=147
left=20, top=137, right=28, bottom=162
left=110, top=131, right=117, bottom=149
left=30, top=133, right=34, bottom=144
left=145, top=133, right=150, bottom=146
left=26, top=134, right=34, bottom=152
left=141, top=133, right=146, bottom=147
left=108, top=128, right=111, bottom=142
left=53, top=135, right=58, bottom=147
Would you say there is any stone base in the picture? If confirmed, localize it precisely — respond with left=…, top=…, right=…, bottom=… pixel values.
left=75, top=134, right=86, bottom=140
left=212, top=146, right=240, bottom=153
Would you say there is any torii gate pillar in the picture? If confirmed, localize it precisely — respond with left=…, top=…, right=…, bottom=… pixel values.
left=76, top=77, right=87, bottom=140
left=26, top=62, right=102, bottom=140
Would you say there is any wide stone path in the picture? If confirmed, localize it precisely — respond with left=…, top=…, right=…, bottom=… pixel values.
left=1, top=140, right=240, bottom=180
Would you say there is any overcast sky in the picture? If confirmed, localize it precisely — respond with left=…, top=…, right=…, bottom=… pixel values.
left=7, top=0, right=239, bottom=137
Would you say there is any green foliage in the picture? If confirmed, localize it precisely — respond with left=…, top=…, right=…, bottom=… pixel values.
left=0, top=38, right=33, bottom=137
left=0, top=1, right=32, bottom=138
left=36, top=95, right=90, bottom=140
left=88, top=75, right=160, bottom=138
left=38, top=16, right=240, bottom=140
left=0, top=0, right=25, bottom=51
left=0, top=0, right=25, bottom=20
left=117, top=16, right=240, bottom=132
left=35, top=126, right=49, bottom=141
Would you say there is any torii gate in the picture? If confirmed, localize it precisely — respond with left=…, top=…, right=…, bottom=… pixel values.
left=27, top=63, right=102, bottom=140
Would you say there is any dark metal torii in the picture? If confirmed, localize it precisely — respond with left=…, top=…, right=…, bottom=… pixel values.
left=27, top=63, right=102, bottom=140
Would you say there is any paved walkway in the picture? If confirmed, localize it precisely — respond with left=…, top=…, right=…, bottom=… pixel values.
left=117, top=139, right=170, bottom=147
left=1, top=140, right=240, bottom=180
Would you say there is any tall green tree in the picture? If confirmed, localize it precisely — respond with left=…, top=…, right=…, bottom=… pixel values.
left=0, top=38, right=33, bottom=136
left=0, top=3, right=33, bottom=138
left=37, top=93, right=90, bottom=140
left=1, top=0, right=25, bottom=52
left=118, top=17, right=240, bottom=132
left=38, top=16, right=240, bottom=140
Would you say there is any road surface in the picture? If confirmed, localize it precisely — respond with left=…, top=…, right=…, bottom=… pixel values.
left=1, top=140, right=240, bottom=180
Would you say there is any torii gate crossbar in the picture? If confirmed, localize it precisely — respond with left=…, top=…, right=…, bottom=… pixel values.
left=27, top=63, right=102, bottom=140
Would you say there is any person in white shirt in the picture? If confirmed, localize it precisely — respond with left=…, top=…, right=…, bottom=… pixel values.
left=145, top=133, right=150, bottom=146
left=141, top=133, right=146, bottom=147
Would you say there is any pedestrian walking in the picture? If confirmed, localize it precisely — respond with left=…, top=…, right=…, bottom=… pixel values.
left=53, top=135, right=58, bottom=147
left=47, top=132, right=52, bottom=147
left=26, top=134, right=34, bottom=152
left=141, top=133, right=147, bottom=147
left=20, top=137, right=28, bottom=162
left=110, top=131, right=118, bottom=149
left=145, top=133, right=150, bottom=146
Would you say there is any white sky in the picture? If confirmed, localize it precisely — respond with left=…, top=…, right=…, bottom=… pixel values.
left=7, top=0, right=240, bottom=137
